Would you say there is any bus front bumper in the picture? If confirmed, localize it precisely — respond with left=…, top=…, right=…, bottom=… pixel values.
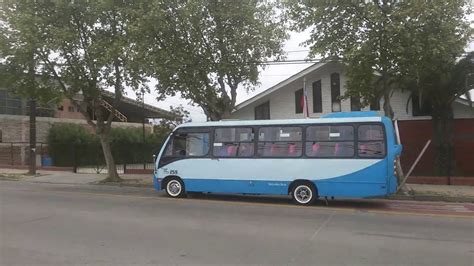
left=153, top=175, right=162, bottom=190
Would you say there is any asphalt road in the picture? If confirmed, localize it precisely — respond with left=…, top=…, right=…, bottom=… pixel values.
left=1, top=181, right=473, bottom=266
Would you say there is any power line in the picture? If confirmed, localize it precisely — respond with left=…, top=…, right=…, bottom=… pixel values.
left=260, top=59, right=320, bottom=65
left=285, top=49, right=310, bottom=53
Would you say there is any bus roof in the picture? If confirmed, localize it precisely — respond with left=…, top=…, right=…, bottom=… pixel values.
left=175, top=115, right=384, bottom=129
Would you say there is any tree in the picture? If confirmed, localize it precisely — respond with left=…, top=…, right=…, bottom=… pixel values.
left=158, top=105, right=192, bottom=131
left=285, top=1, right=415, bottom=118
left=0, top=1, right=61, bottom=175
left=136, top=0, right=287, bottom=120
left=1, top=1, right=147, bottom=181
left=153, top=105, right=192, bottom=138
left=286, top=1, right=472, bottom=177
left=394, top=1, right=472, bottom=176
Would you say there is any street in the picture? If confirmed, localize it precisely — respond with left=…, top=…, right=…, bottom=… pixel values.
left=1, top=181, right=473, bottom=266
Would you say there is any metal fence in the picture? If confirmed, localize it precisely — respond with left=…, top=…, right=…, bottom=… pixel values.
left=0, top=142, right=47, bottom=166
left=0, top=142, right=157, bottom=174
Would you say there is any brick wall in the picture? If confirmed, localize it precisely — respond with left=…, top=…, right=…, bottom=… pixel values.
left=55, top=98, right=87, bottom=120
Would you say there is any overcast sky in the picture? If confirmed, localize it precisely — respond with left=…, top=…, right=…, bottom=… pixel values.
left=121, top=28, right=474, bottom=122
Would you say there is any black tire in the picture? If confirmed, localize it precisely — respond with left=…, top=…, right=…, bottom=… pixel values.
left=164, top=177, right=185, bottom=198
left=291, top=182, right=317, bottom=205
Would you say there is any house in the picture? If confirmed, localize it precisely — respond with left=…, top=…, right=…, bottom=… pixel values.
left=230, top=61, right=474, bottom=177
left=230, top=61, right=473, bottom=120
left=0, top=88, right=172, bottom=166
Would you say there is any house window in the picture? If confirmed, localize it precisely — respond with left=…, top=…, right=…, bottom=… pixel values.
left=294, top=88, right=303, bottom=114
left=58, top=105, right=64, bottom=111
left=312, top=80, right=322, bottom=113
left=254, top=101, right=270, bottom=120
left=0, top=90, right=23, bottom=115
left=370, top=97, right=380, bottom=111
left=331, top=73, right=341, bottom=112
left=350, top=96, right=361, bottom=111
left=68, top=106, right=75, bottom=112
left=412, top=93, right=432, bottom=116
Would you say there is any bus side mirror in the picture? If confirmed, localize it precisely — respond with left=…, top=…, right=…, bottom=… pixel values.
left=153, top=154, right=157, bottom=162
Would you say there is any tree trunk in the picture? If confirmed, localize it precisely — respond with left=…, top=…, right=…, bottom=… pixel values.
left=382, top=89, right=394, bottom=119
left=204, top=106, right=232, bottom=121
left=98, top=133, right=121, bottom=182
left=220, top=109, right=231, bottom=120
left=432, top=105, right=455, bottom=177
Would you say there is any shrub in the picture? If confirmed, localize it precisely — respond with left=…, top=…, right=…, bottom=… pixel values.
left=47, top=123, right=168, bottom=167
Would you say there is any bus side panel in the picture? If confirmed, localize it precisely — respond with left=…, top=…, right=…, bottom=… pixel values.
left=184, top=179, right=289, bottom=195
left=314, top=159, right=388, bottom=197
left=157, top=158, right=389, bottom=197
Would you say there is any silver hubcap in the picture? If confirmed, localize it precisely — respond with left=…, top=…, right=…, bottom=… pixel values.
left=167, top=180, right=182, bottom=197
left=294, top=185, right=312, bottom=204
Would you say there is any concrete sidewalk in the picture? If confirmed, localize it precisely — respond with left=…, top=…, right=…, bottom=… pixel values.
left=0, top=168, right=152, bottom=186
left=1, top=168, right=473, bottom=202
left=394, top=183, right=474, bottom=203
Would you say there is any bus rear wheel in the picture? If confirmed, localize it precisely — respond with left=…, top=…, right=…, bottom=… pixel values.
left=291, top=182, right=317, bottom=205
left=165, top=177, right=185, bottom=198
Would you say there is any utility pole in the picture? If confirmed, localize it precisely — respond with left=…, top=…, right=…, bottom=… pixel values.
left=142, top=90, right=146, bottom=170
left=28, top=98, right=36, bottom=175
left=27, top=0, right=38, bottom=176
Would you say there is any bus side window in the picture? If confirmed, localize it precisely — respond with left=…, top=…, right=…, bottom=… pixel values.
left=238, top=142, right=254, bottom=157
left=358, top=125, right=386, bottom=158
left=311, top=142, right=320, bottom=156
left=214, top=127, right=254, bottom=157
left=165, top=132, right=210, bottom=157
left=257, top=126, right=302, bottom=157
left=306, top=125, right=354, bottom=158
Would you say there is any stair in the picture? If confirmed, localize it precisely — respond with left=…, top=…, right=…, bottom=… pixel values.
left=100, top=100, right=127, bottom=122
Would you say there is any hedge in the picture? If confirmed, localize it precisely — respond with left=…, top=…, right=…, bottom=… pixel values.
left=47, top=123, right=169, bottom=167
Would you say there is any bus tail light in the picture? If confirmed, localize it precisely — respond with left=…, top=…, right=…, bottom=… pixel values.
left=393, top=160, right=397, bottom=176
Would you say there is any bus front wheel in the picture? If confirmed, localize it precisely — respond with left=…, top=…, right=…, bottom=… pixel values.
left=291, top=182, right=317, bottom=205
left=165, top=177, right=185, bottom=198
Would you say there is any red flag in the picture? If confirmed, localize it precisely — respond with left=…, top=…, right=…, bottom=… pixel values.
left=300, top=87, right=309, bottom=118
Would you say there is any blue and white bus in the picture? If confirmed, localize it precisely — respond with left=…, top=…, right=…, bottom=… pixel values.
left=154, top=112, right=402, bottom=205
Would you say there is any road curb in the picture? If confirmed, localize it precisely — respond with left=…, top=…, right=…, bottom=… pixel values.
left=91, top=181, right=153, bottom=188
left=387, top=194, right=474, bottom=203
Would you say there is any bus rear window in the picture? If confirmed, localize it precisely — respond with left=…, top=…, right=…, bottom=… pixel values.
left=358, top=125, right=386, bottom=158
left=165, top=132, right=210, bottom=157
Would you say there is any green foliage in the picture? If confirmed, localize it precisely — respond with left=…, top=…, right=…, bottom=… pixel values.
left=47, top=123, right=98, bottom=145
left=2, top=1, right=153, bottom=179
left=47, top=124, right=168, bottom=167
left=47, top=124, right=100, bottom=167
left=0, top=1, right=60, bottom=103
left=135, top=0, right=287, bottom=120
left=285, top=0, right=472, bottom=118
left=393, top=2, right=473, bottom=107
left=1, top=0, right=148, bottom=126
left=158, top=105, right=192, bottom=131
